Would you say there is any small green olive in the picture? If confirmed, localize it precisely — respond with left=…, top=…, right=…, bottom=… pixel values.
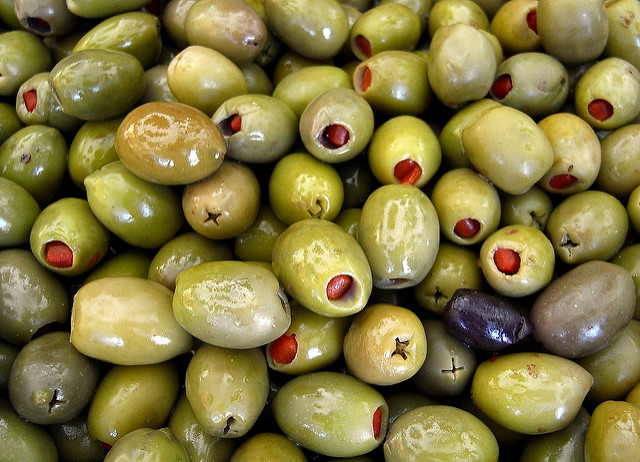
left=489, top=0, right=541, bottom=56
left=0, top=177, right=40, bottom=248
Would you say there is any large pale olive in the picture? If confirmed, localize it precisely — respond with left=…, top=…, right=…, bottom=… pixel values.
left=71, top=276, right=193, bottom=365
left=0, top=30, right=52, bottom=97
left=104, top=427, right=190, bottom=462
left=584, top=400, right=640, bottom=461
left=596, top=123, right=640, bottom=198
left=116, top=101, right=225, bottom=185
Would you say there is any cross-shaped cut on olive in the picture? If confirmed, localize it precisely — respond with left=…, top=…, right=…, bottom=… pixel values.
left=391, top=337, right=410, bottom=360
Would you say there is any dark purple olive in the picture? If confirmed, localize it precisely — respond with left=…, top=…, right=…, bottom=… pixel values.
left=442, top=288, right=533, bottom=351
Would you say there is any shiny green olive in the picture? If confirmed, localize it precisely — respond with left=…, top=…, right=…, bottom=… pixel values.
left=537, top=0, right=609, bottom=65
left=8, top=331, right=99, bottom=424
left=0, top=340, right=19, bottom=394
left=185, top=0, right=267, bottom=64
left=240, top=62, right=273, bottom=95
left=349, top=2, right=421, bottom=60
left=490, top=52, right=568, bottom=118
left=272, top=65, right=351, bottom=119
left=67, top=117, right=122, bottom=190
left=379, top=0, right=431, bottom=33
left=427, top=23, right=497, bottom=109
left=168, top=392, right=239, bottom=462
left=0, top=0, right=24, bottom=29
left=412, top=242, right=483, bottom=316
left=300, top=87, right=374, bottom=164
left=173, top=260, right=291, bottom=348
left=0, top=249, right=69, bottom=346
left=341, top=0, right=372, bottom=12
left=428, top=0, right=490, bottom=38
left=0, top=102, right=23, bottom=145
left=167, top=45, right=248, bottom=116
left=87, top=361, right=180, bottom=446
left=384, top=391, right=438, bottom=428
left=384, top=405, right=499, bottom=462
left=611, top=243, right=640, bottom=320
left=71, top=276, right=193, bottom=365
left=271, top=50, right=333, bottom=86
left=142, top=64, right=178, bottom=103
left=83, top=248, right=152, bottom=283
left=272, top=371, right=388, bottom=458
left=368, top=115, right=441, bottom=188
left=584, top=400, right=640, bottom=461
left=500, top=185, right=553, bottom=231
left=358, top=184, right=440, bottom=289
left=629, top=184, right=640, bottom=234
left=0, top=176, right=40, bottom=248
left=212, top=93, right=298, bottom=164
left=604, top=0, right=640, bottom=70
left=431, top=168, right=500, bottom=245
left=627, top=381, right=640, bottom=406
left=343, top=303, right=427, bottom=386
left=104, top=427, right=189, bottom=462
left=116, top=101, right=226, bottom=185
left=15, top=72, right=82, bottom=133
left=161, top=0, right=197, bottom=48
left=66, top=0, right=152, bottom=18
left=471, top=352, right=593, bottom=434
left=182, top=160, right=261, bottom=240
left=185, top=344, right=269, bottom=438
left=463, top=105, right=554, bottom=195
left=336, top=155, right=376, bottom=208
left=230, top=432, right=307, bottom=462
left=0, top=398, right=58, bottom=462
left=269, top=153, right=344, bottom=224
left=49, top=413, right=105, bottom=462
left=335, top=207, right=361, bottom=237
left=42, top=31, right=83, bottom=62
left=596, top=123, right=640, bottom=198
left=0, top=124, right=67, bottom=205
left=577, top=320, right=640, bottom=404
left=234, top=204, right=287, bottom=263
left=546, top=190, right=629, bottom=265
left=266, top=300, right=351, bottom=375
left=537, top=112, right=602, bottom=195
left=84, top=161, right=184, bottom=249
left=72, top=12, right=161, bottom=68
left=272, top=218, right=372, bottom=317
left=0, top=30, right=52, bottom=97
left=489, top=0, right=541, bottom=56
left=264, top=0, right=349, bottom=60
left=353, top=50, right=431, bottom=115
left=148, top=232, right=232, bottom=291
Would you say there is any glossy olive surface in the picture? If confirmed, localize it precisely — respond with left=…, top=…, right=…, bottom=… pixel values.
left=584, top=400, right=640, bottom=461
left=0, top=176, right=40, bottom=247
left=0, top=398, right=58, bottom=462
left=104, top=427, right=190, bottom=462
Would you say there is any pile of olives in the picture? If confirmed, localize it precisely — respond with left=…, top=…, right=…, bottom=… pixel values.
left=2, top=0, right=640, bottom=460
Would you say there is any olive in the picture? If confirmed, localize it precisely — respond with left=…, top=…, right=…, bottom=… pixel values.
left=49, top=412, right=105, bottom=462
left=83, top=247, right=152, bottom=283
left=0, top=102, right=23, bottom=145
left=230, top=432, right=307, bottom=461
left=428, top=0, right=490, bottom=38
left=0, top=340, right=19, bottom=394
left=584, top=400, right=640, bottom=461
left=604, top=0, right=640, bottom=70
left=66, top=0, right=153, bottom=18
left=103, top=427, right=190, bottom=461
left=489, top=0, right=541, bottom=56
left=629, top=184, right=640, bottom=234
left=239, top=61, right=273, bottom=95
left=595, top=123, right=640, bottom=198
left=0, top=30, right=52, bottom=97
left=336, top=155, right=376, bottom=208
left=335, top=207, right=361, bottom=237
left=610, top=243, right=640, bottom=320
left=500, top=185, right=553, bottom=231
left=0, top=398, right=58, bottom=462
left=0, top=176, right=40, bottom=248
left=161, top=0, right=197, bottom=48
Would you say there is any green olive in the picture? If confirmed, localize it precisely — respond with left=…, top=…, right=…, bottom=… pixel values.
left=83, top=248, right=152, bottom=283
left=239, top=62, right=273, bottom=95
left=104, top=427, right=190, bottom=462
left=162, top=0, right=197, bottom=48
left=629, top=184, right=640, bottom=234
left=384, top=391, right=438, bottom=428
left=230, top=432, right=307, bottom=462
left=0, top=340, right=19, bottom=394
left=611, top=243, right=640, bottom=320
left=428, top=0, right=490, bottom=38
left=584, top=400, right=640, bottom=461
left=0, top=102, right=23, bottom=145
left=0, top=30, right=52, bottom=97
left=596, top=123, right=640, bottom=198
left=0, top=398, right=58, bottom=462
left=489, top=0, right=541, bottom=56
left=335, top=207, right=361, bottom=237
left=500, top=185, right=553, bottom=231
left=234, top=204, right=287, bottom=263
left=0, top=176, right=40, bottom=248
left=66, top=0, right=153, bottom=18
left=49, top=413, right=105, bottom=462
left=604, top=0, right=640, bottom=70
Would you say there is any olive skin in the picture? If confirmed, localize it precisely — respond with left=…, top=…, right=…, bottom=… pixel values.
left=0, top=102, right=23, bottom=145
left=0, top=340, right=19, bottom=394
left=87, top=361, right=180, bottom=447
left=104, top=427, right=190, bottom=462
left=0, top=176, right=40, bottom=248
left=0, top=398, right=58, bottom=462
left=537, top=0, right=608, bottom=65
left=0, top=30, right=52, bottom=97
left=428, top=0, right=490, bottom=38
left=168, top=392, right=239, bottom=462
left=49, top=49, right=145, bottom=121
left=84, top=161, right=184, bottom=249
left=358, top=184, right=440, bottom=289
left=383, top=405, right=499, bottom=462
left=8, top=331, right=99, bottom=425
left=530, top=260, right=636, bottom=359
left=162, top=0, right=197, bottom=48
left=584, top=400, right=640, bottom=461
left=271, top=371, right=388, bottom=458
left=463, top=105, right=554, bottom=195
left=71, top=276, right=193, bottom=365
left=0, top=249, right=69, bottom=346
left=443, top=288, right=533, bottom=352
left=604, top=0, right=640, bottom=70
left=84, top=248, right=152, bottom=283
left=629, top=184, right=640, bottom=234
left=239, top=62, right=273, bottom=95
left=230, top=432, right=307, bottom=462
left=272, top=219, right=372, bottom=317
left=264, top=0, right=349, bottom=60
left=173, top=260, right=291, bottom=349
left=72, top=12, right=162, bottom=69
left=234, top=204, right=287, bottom=263
left=546, top=190, right=629, bottom=265
left=116, top=101, right=226, bottom=185
left=471, top=352, right=593, bottom=434
left=66, top=0, right=152, bottom=18
left=611, top=243, right=640, bottom=320
left=185, top=344, right=269, bottom=438
left=489, top=0, right=541, bottom=56
left=596, top=123, right=640, bottom=198
left=212, top=94, right=298, bottom=164
left=142, top=64, right=179, bottom=104
left=185, top=0, right=267, bottom=65
left=49, top=413, right=105, bottom=462
left=500, top=185, right=553, bottom=231
left=343, top=303, right=427, bottom=386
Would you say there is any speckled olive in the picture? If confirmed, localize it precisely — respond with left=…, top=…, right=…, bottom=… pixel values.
left=489, top=0, right=541, bottom=55
left=230, top=432, right=307, bottom=462
left=471, top=352, right=593, bottom=434
left=173, top=260, right=290, bottom=348
left=596, top=123, right=640, bottom=198
left=87, top=361, right=180, bottom=446
left=500, top=185, right=553, bottom=231
left=8, top=331, right=99, bottom=424
left=530, top=260, right=636, bottom=358
left=0, top=249, right=69, bottom=346
left=212, top=93, right=298, bottom=164
left=84, top=161, right=184, bottom=249
left=546, top=190, right=629, bottom=265
left=49, top=49, right=145, bottom=120
left=182, top=160, right=261, bottom=240
left=71, top=276, right=193, bottom=365
left=384, top=405, right=499, bottom=462
left=0, top=177, right=40, bottom=248
left=272, top=371, right=388, bottom=458
left=611, top=243, right=640, bottom=320
left=185, top=344, right=269, bottom=438
left=584, top=400, right=640, bottom=461
left=272, top=218, right=371, bottom=317
left=116, top=101, right=226, bottom=185
left=0, top=30, right=52, bottom=97
left=0, top=398, right=58, bottom=462
left=104, top=427, right=189, bottom=462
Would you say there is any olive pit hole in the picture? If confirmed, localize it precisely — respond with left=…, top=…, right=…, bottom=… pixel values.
left=326, top=274, right=353, bottom=301
left=26, top=17, right=51, bottom=35
left=355, top=66, right=372, bottom=92
left=45, top=241, right=73, bottom=268
left=588, top=99, right=614, bottom=122
left=48, top=388, right=66, bottom=413
left=23, top=89, right=37, bottom=112
left=269, top=333, right=298, bottom=364
left=355, top=34, right=372, bottom=58
left=526, top=9, right=538, bottom=34
left=454, top=218, right=481, bottom=238
left=491, top=74, right=513, bottom=99
left=217, top=114, right=241, bottom=136
left=391, top=337, right=410, bottom=360
left=393, top=159, right=422, bottom=185
left=223, top=416, right=235, bottom=436
left=493, top=247, right=520, bottom=275
left=549, top=173, right=577, bottom=189
left=318, top=124, right=350, bottom=149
